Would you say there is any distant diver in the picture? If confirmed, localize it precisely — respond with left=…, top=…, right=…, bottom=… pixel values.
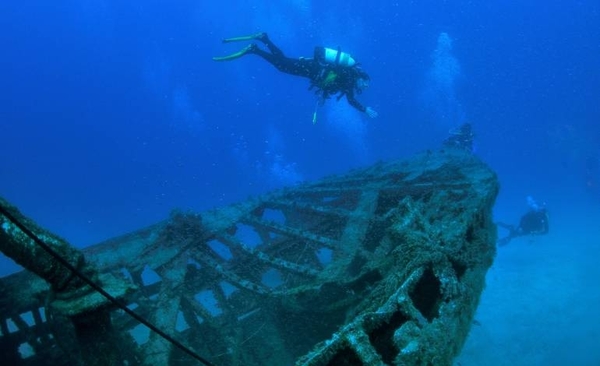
left=443, top=123, right=474, bottom=152
left=213, top=32, right=378, bottom=122
left=496, top=196, right=549, bottom=246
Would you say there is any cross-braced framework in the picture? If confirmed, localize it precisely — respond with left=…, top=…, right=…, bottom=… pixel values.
left=0, top=149, right=498, bottom=366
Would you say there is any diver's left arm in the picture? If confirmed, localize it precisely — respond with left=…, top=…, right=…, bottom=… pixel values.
left=346, top=91, right=378, bottom=118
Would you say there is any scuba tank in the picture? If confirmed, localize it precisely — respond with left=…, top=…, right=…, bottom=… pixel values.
left=310, top=46, right=358, bottom=124
left=314, top=46, right=356, bottom=67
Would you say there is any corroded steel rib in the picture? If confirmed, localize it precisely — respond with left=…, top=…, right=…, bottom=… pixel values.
left=242, top=216, right=339, bottom=249
left=216, top=233, right=320, bottom=277
left=190, top=248, right=272, bottom=295
left=143, top=257, right=188, bottom=365
left=263, top=199, right=353, bottom=218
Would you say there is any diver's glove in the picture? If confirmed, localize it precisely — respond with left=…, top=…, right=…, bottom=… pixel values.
left=365, top=107, right=378, bottom=119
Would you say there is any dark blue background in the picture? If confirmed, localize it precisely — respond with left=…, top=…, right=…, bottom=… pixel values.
left=1, top=0, right=599, bottom=275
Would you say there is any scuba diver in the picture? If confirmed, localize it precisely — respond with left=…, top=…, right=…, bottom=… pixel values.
left=443, top=123, right=475, bottom=152
left=213, top=32, right=378, bottom=121
left=496, top=196, right=549, bottom=246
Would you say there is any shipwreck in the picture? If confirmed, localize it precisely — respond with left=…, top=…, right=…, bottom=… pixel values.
left=0, top=149, right=498, bottom=366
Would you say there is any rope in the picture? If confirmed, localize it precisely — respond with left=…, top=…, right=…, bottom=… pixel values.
left=0, top=204, right=216, bottom=366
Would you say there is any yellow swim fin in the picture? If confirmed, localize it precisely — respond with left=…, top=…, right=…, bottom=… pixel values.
left=212, top=44, right=255, bottom=62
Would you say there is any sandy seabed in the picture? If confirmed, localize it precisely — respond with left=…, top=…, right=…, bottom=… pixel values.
left=456, top=209, right=600, bottom=366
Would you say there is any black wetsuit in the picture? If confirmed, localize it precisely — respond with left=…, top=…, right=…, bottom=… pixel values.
left=249, top=37, right=368, bottom=112
left=497, top=209, right=549, bottom=246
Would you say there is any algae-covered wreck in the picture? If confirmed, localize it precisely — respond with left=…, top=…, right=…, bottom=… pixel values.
left=0, top=149, right=498, bottom=366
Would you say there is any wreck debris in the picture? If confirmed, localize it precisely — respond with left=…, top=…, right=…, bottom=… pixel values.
left=0, top=149, right=498, bottom=365
left=0, top=197, right=136, bottom=366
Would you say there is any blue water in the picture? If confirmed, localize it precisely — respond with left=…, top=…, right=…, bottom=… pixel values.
left=2, top=1, right=600, bottom=364
left=2, top=0, right=598, bottom=268
left=1, top=1, right=600, bottom=356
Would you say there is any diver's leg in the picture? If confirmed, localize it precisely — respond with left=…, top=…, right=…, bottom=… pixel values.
left=214, top=32, right=279, bottom=61
left=248, top=45, right=283, bottom=66
left=221, top=32, right=285, bottom=56
left=214, top=41, right=315, bottom=79
left=250, top=47, right=318, bottom=78
left=257, top=33, right=286, bottom=57
left=255, top=35, right=325, bottom=80
left=496, top=222, right=520, bottom=246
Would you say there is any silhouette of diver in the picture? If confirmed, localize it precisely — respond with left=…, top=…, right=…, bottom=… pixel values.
left=497, top=196, right=549, bottom=246
left=443, top=123, right=475, bottom=152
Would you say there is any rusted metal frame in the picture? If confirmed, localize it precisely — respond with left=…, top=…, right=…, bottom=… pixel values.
left=262, top=199, right=352, bottom=220
left=110, top=289, right=161, bottom=333
left=334, top=190, right=381, bottom=264
left=141, top=257, right=189, bottom=365
left=215, top=233, right=320, bottom=278
left=259, top=235, right=327, bottom=279
left=30, top=306, right=53, bottom=347
left=194, top=241, right=271, bottom=285
left=6, top=313, right=30, bottom=342
left=83, top=227, right=163, bottom=273
left=242, top=216, right=339, bottom=250
left=380, top=180, right=471, bottom=192
left=147, top=235, right=208, bottom=275
left=278, top=187, right=363, bottom=206
left=178, top=298, right=232, bottom=362
left=258, top=200, right=350, bottom=262
left=180, top=292, right=222, bottom=329
left=295, top=268, right=426, bottom=366
left=189, top=248, right=271, bottom=295
left=241, top=225, right=336, bottom=273
left=209, top=282, right=236, bottom=320
left=10, top=309, right=50, bottom=354
left=296, top=173, right=385, bottom=190
left=200, top=199, right=266, bottom=234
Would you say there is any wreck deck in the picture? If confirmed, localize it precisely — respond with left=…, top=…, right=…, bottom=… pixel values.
left=0, top=149, right=498, bottom=366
